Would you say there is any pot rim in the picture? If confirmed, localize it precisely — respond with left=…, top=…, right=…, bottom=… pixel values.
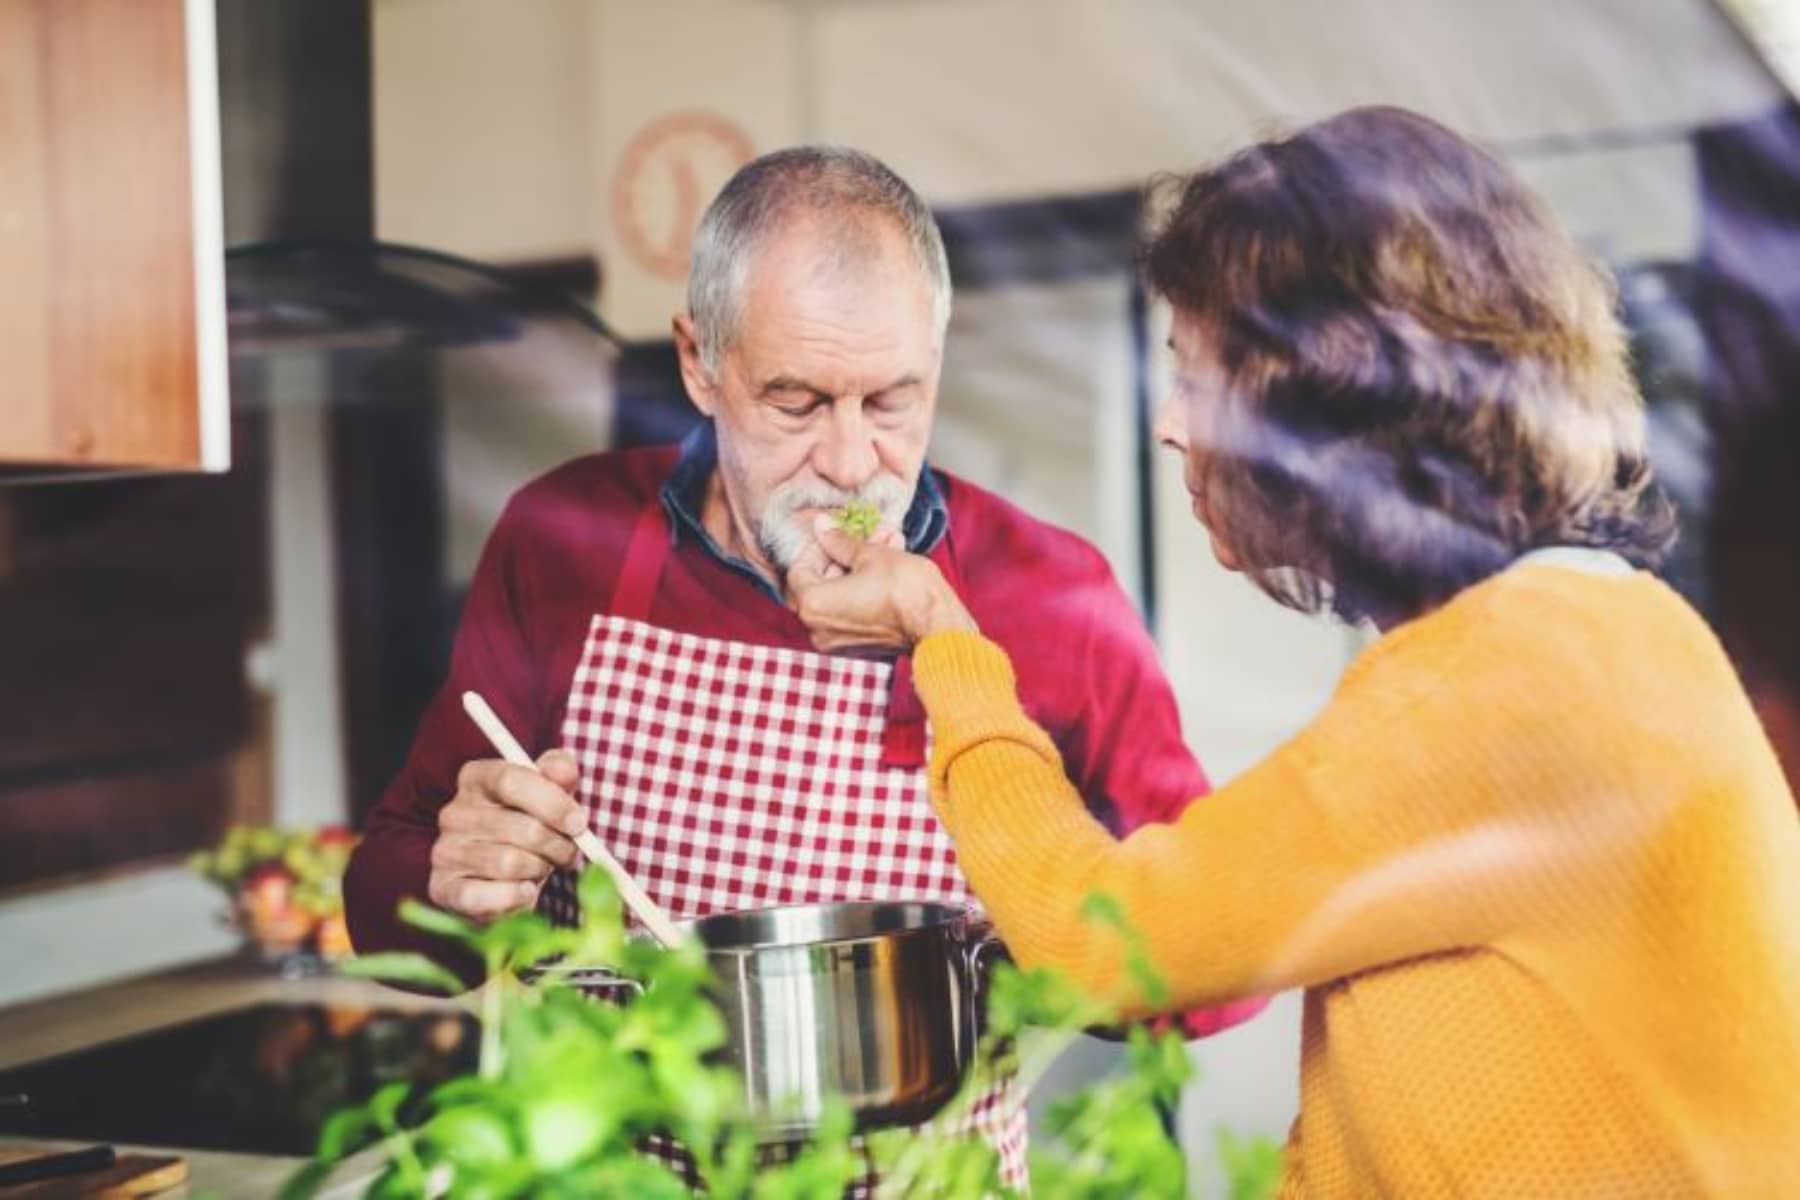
left=686, top=898, right=978, bottom=955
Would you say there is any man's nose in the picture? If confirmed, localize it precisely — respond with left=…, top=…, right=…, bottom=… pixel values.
left=1152, top=395, right=1189, bottom=455
left=814, top=402, right=881, bottom=489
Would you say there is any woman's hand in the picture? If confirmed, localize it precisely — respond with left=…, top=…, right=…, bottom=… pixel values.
left=787, top=518, right=978, bottom=654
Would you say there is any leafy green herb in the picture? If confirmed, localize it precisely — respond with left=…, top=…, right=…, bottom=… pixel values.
left=338, top=953, right=467, bottom=998
left=832, top=499, right=883, bottom=541
left=288, top=875, right=1282, bottom=1198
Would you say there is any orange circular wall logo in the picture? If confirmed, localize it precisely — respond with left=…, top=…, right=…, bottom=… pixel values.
left=612, top=111, right=757, bottom=283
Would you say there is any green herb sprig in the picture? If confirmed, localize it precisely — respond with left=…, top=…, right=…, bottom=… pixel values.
left=832, top=500, right=883, bottom=541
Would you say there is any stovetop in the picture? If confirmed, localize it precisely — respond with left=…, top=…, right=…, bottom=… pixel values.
left=0, top=1003, right=478, bottom=1157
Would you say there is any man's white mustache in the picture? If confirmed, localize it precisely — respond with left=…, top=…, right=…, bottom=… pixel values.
left=764, top=475, right=911, bottom=523
left=758, top=474, right=913, bottom=570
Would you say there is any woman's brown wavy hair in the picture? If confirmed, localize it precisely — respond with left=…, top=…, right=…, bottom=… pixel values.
left=1143, top=106, right=1676, bottom=626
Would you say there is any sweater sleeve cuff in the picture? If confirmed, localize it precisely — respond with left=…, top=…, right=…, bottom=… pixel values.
left=914, top=630, right=1024, bottom=720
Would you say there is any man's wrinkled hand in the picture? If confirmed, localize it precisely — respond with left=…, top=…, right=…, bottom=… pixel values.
left=428, top=748, right=586, bottom=921
left=788, top=518, right=977, bottom=654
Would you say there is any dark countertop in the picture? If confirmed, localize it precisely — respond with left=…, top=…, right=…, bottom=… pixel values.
left=0, top=957, right=464, bottom=1196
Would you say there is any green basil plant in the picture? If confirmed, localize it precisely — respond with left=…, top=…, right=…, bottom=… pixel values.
left=281, top=870, right=1282, bottom=1199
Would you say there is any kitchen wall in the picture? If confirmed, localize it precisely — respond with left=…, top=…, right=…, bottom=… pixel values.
left=373, top=0, right=611, bottom=587
left=374, top=0, right=593, bottom=263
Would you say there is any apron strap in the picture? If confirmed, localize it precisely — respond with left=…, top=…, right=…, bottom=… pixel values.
left=610, top=498, right=673, bottom=622
left=879, top=529, right=967, bottom=769
left=881, top=655, right=930, bottom=768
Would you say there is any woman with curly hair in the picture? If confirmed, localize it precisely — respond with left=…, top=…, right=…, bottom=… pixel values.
left=790, top=106, right=1800, bottom=1195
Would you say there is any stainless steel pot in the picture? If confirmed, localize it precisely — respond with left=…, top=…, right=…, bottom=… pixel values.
left=549, top=900, right=1003, bottom=1140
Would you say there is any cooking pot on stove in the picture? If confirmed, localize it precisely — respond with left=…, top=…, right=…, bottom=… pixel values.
left=544, top=900, right=1005, bottom=1140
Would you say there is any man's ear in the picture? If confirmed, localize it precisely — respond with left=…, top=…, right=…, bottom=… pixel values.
left=672, top=314, right=718, bottom=418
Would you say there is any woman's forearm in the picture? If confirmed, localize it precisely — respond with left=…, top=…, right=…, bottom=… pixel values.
left=914, top=631, right=1529, bottom=1013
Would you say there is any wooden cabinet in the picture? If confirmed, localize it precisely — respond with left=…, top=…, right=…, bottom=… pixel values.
left=0, top=412, right=267, bottom=892
left=0, top=0, right=228, bottom=471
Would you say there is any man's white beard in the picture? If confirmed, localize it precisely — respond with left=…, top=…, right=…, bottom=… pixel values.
left=756, top=473, right=914, bottom=572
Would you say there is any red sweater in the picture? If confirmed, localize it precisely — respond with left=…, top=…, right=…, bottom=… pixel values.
left=347, top=447, right=1213, bottom=979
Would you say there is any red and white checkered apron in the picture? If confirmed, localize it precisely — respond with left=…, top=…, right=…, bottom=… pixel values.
left=540, top=498, right=1028, bottom=1195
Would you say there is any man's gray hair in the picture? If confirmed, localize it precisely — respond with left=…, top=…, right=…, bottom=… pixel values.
left=686, top=145, right=952, bottom=374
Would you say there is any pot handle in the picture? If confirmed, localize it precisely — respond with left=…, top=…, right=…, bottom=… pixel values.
left=964, top=913, right=1010, bottom=1042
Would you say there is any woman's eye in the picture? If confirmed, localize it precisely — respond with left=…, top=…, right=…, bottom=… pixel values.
left=1174, top=376, right=1207, bottom=404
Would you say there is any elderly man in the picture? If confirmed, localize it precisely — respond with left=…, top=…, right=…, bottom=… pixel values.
left=345, top=146, right=1258, bottom=1186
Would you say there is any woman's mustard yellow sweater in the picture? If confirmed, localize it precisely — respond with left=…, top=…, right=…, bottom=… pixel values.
left=915, top=562, right=1800, bottom=1196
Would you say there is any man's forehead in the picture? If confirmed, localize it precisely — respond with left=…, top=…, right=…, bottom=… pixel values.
left=718, top=210, right=940, bottom=390
left=735, top=277, right=939, bottom=380
left=748, top=211, right=916, bottom=292
left=740, top=320, right=931, bottom=390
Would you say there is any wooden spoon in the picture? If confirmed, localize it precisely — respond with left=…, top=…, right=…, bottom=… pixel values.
left=460, top=691, right=687, bottom=948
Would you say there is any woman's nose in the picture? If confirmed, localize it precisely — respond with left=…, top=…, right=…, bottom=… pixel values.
left=1152, top=395, right=1189, bottom=455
